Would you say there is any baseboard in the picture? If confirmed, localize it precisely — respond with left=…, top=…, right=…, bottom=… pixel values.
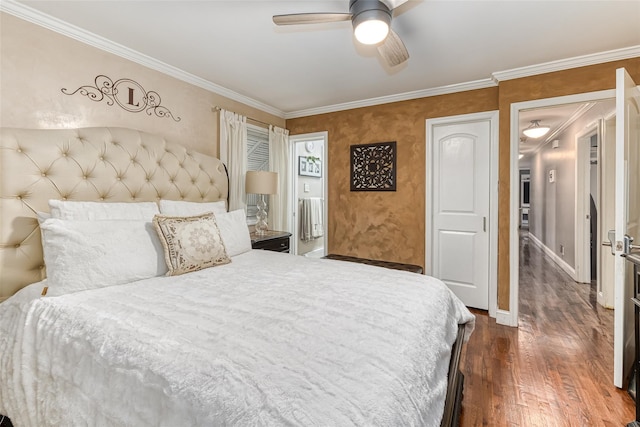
left=303, top=247, right=325, bottom=258
left=496, top=309, right=517, bottom=327
left=527, top=232, right=577, bottom=281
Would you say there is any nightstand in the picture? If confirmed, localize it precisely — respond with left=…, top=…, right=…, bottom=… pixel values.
left=250, top=230, right=292, bottom=253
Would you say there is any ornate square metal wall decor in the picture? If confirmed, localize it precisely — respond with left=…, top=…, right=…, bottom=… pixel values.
left=350, top=141, right=397, bottom=191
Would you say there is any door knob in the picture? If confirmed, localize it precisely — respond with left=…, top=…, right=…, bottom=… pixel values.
left=602, top=230, right=617, bottom=255
left=624, top=234, right=640, bottom=254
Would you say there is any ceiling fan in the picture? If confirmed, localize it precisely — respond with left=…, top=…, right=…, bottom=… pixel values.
left=273, top=0, right=410, bottom=67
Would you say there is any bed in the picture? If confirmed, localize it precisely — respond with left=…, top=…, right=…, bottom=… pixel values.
left=0, top=127, right=474, bottom=426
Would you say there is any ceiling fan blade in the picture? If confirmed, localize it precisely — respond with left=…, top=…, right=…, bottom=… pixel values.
left=377, top=29, right=409, bottom=67
left=273, top=13, right=352, bottom=26
left=380, top=0, right=409, bottom=10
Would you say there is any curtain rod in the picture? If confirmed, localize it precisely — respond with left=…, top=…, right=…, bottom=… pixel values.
left=212, top=106, right=272, bottom=129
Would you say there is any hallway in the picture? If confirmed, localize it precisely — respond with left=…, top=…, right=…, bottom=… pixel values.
left=459, top=233, right=635, bottom=426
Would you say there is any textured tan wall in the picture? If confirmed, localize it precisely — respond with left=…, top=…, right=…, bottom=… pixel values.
left=287, top=88, right=499, bottom=268
left=496, top=57, right=640, bottom=309
left=0, top=13, right=284, bottom=156
left=287, top=57, right=640, bottom=312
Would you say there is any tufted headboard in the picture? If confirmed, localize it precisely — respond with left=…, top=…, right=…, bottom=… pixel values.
left=0, top=127, right=229, bottom=300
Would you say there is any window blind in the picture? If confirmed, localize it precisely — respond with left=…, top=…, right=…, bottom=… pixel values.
left=246, top=126, right=269, bottom=222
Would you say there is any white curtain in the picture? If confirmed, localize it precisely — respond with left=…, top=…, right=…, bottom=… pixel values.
left=269, top=125, right=290, bottom=232
left=219, top=109, right=248, bottom=211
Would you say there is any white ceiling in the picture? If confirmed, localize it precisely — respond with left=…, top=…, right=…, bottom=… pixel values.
left=518, top=102, right=608, bottom=159
left=10, top=0, right=640, bottom=119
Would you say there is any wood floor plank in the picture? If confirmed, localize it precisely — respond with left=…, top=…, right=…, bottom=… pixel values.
left=459, top=233, right=635, bottom=426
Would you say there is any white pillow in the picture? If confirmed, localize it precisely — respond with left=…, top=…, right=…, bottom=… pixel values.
left=159, top=199, right=227, bottom=217
left=49, top=200, right=159, bottom=220
left=36, top=211, right=51, bottom=224
left=216, top=209, right=252, bottom=257
left=40, top=218, right=167, bottom=296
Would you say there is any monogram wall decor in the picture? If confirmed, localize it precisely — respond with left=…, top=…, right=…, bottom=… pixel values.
left=350, top=141, right=397, bottom=191
left=62, top=75, right=181, bottom=122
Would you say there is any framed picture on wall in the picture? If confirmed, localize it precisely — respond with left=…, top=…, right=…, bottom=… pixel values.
left=299, top=156, right=322, bottom=178
left=350, top=141, right=396, bottom=191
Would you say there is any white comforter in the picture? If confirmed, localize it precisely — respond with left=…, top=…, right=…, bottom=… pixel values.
left=0, top=250, right=474, bottom=427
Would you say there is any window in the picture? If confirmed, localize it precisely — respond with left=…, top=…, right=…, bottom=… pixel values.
left=246, top=125, right=269, bottom=223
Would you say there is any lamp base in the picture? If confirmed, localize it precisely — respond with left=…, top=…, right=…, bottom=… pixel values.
left=255, top=194, right=268, bottom=235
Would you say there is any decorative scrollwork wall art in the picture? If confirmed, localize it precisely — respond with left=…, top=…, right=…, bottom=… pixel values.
left=62, top=75, right=181, bottom=121
left=350, top=141, right=396, bottom=191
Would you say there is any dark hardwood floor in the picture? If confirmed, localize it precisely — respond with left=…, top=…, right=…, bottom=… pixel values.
left=459, top=232, right=635, bottom=426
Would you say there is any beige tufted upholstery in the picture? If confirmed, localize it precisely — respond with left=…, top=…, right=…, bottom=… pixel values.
left=0, top=127, right=228, bottom=299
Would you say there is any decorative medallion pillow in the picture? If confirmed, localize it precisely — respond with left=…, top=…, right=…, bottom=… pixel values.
left=153, top=212, right=231, bottom=276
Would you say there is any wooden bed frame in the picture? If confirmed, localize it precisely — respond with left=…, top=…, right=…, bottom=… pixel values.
left=0, top=126, right=467, bottom=426
left=442, top=324, right=466, bottom=427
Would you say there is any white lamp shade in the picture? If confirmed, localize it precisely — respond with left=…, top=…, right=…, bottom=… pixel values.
left=522, top=120, right=550, bottom=139
left=523, top=126, right=550, bottom=138
left=245, top=170, right=278, bottom=195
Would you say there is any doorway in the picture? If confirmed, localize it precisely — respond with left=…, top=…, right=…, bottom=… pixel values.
left=288, top=132, right=328, bottom=257
left=576, top=125, right=602, bottom=286
left=508, top=90, right=616, bottom=327
left=425, top=111, right=498, bottom=314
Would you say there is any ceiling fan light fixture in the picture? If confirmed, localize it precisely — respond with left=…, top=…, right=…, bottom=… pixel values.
left=352, top=7, right=391, bottom=45
left=354, top=17, right=389, bottom=44
left=273, top=0, right=408, bottom=67
left=522, top=120, right=550, bottom=139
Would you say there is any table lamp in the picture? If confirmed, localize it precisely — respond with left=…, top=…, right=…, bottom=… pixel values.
left=245, top=170, right=278, bottom=235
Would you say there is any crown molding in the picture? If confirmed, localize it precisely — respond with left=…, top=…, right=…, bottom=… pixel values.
left=492, top=45, right=640, bottom=82
left=284, top=78, right=498, bottom=119
left=0, top=1, right=285, bottom=119
left=530, top=102, right=597, bottom=156
left=2, top=1, right=638, bottom=120
left=287, top=44, right=639, bottom=119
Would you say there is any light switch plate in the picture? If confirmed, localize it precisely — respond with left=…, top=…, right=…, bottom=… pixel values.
left=304, top=183, right=310, bottom=192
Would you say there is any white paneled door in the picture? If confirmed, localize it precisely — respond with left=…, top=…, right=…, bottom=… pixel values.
left=613, top=67, right=640, bottom=388
left=429, top=116, right=493, bottom=310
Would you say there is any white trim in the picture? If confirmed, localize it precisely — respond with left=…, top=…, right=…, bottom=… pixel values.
left=425, top=110, right=499, bottom=318
left=0, top=0, right=285, bottom=119
left=493, top=46, right=640, bottom=82
left=287, top=44, right=639, bottom=118
left=488, top=111, right=500, bottom=318
left=528, top=232, right=577, bottom=281
left=509, top=89, right=616, bottom=328
left=3, top=0, right=638, bottom=119
left=3, top=1, right=637, bottom=120
left=496, top=309, right=515, bottom=327
left=288, top=131, right=329, bottom=257
left=302, top=247, right=325, bottom=258
left=575, top=129, right=589, bottom=283
left=530, top=103, right=596, bottom=157
left=599, top=115, right=617, bottom=309
left=575, top=124, right=600, bottom=284
left=285, top=79, right=497, bottom=119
